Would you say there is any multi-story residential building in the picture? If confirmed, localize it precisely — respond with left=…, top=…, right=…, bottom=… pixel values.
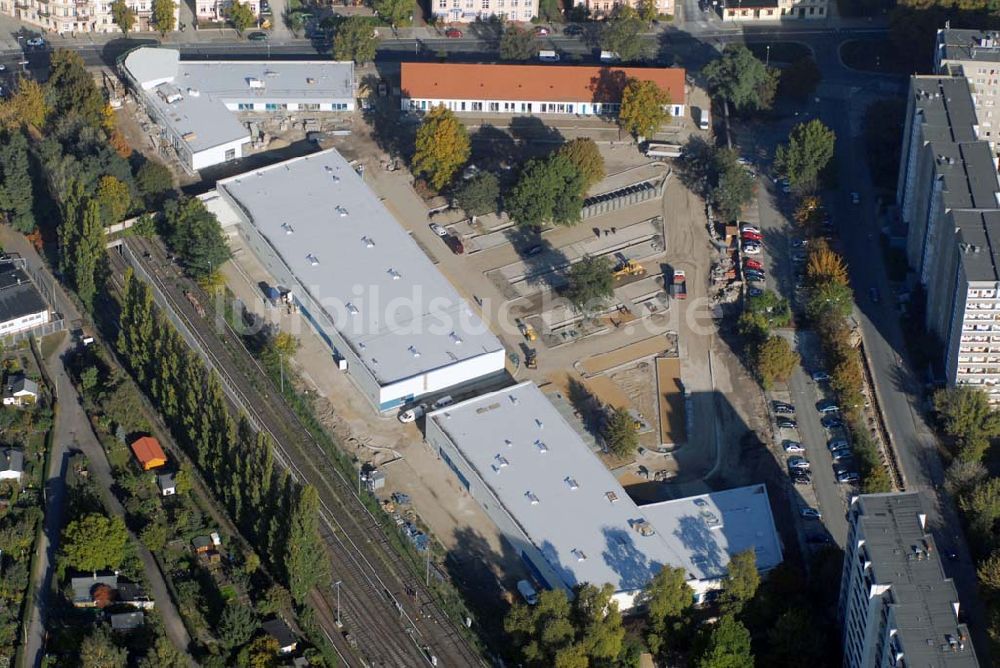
left=897, top=73, right=1000, bottom=396
left=720, top=0, right=826, bottom=21
left=0, top=0, right=178, bottom=34
left=582, top=0, right=674, bottom=19
left=936, top=27, right=1000, bottom=152
left=195, top=0, right=260, bottom=23
left=401, top=63, right=685, bottom=120
left=431, top=0, right=538, bottom=24
left=839, top=493, right=978, bottom=668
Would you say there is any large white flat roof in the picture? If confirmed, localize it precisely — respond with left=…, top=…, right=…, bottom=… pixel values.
left=215, top=149, right=503, bottom=385
left=428, top=381, right=782, bottom=593
left=122, top=47, right=354, bottom=153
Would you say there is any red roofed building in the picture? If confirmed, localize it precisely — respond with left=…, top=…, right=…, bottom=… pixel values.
left=400, top=63, right=685, bottom=120
left=130, top=436, right=167, bottom=471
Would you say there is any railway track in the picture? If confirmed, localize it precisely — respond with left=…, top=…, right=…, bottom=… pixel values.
left=107, top=237, right=485, bottom=668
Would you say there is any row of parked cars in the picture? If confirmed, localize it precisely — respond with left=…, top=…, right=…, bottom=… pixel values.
left=772, top=401, right=821, bottom=520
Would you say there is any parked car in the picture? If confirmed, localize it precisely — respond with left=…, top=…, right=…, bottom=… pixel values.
left=429, top=223, right=448, bottom=237
left=26, top=37, right=45, bottom=48
left=772, top=401, right=795, bottom=414
left=811, top=371, right=831, bottom=382
left=828, top=439, right=850, bottom=452
left=832, top=451, right=855, bottom=463
left=791, top=238, right=809, bottom=248
left=525, top=244, right=545, bottom=256
left=790, top=470, right=812, bottom=485
left=247, top=31, right=268, bottom=41
left=742, top=243, right=762, bottom=255
left=534, top=26, right=550, bottom=35
left=787, top=456, right=810, bottom=470
left=517, top=580, right=539, bottom=605
left=563, top=24, right=583, bottom=35
left=800, top=507, right=822, bottom=519
left=817, top=401, right=840, bottom=414
left=836, top=470, right=860, bottom=484
left=741, top=231, right=763, bottom=242
left=822, top=416, right=845, bottom=429
left=398, top=404, right=427, bottom=423
left=850, top=191, right=861, bottom=205
left=776, top=418, right=797, bottom=429
left=783, top=441, right=805, bottom=453
left=445, top=27, right=463, bottom=37
left=744, top=258, right=764, bottom=271
left=745, top=272, right=766, bottom=283
left=740, top=224, right=761, bottom=234
left=748, top=287, right=763, bottom=297
left=444, top=234, right=464, bottom=255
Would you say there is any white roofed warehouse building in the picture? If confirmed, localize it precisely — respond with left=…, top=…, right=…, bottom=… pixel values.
left=120, top=48, right=355, bottom=172
left=400, top=63, right=686, bottom=121
left=205, top=150, right=506, bottom=413
left=424, top=381, right=783, bottom=609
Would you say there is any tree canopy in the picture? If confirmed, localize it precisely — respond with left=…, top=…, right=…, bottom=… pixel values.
left=753, top=335, right=800, bottom=389
left=695, top=614, right=754, bottom=668
left=227, top=0, right=256, bottom=33
left=719, top=548, right=760, bottom=614
left=703, top=45, right=779, bottom=113
left=111, top=0, right=136, bottom=36
left=507, top=154, right=586, bottom=228
left=602, top=407, right=639, bottom=456
left=61, top=513, right=129, bottom=573
left=413, top=105, right=471, bottom=191
left=557, top=138, right=605, bottom=190
left=0, top=78, right=49, bottom=130
left=775, top=119, right=836, bottom=193
left=162, top=196, right=232, bottom=279
left=47, top=50, right=107, bottom=129
left=372, top=0, right=413, bottom=26
left=564, top=255, right=614, bottom=311
left=643, top=565, right=693, bottom=655
left=135, top=160, right=174, bottom=207
left=333, top=16, right=378, bottom=64
left=454, top=172, right=500, bottom=217
left=500, top=25, right=538, bottom=61
left=619, top=79, right=671, bottom=140
left=600, top=5, right=648, bottom=62
left=80, top=625, right=127, bottom=668
left=219, top=602, right=260, bottom=649
left=151, top=0, right=177, bottom=35
left=779, top=56, right=822, bottom=102
left=0, top=131, right=36, bottom=232
left=933, top=386, right=1000, bottom=462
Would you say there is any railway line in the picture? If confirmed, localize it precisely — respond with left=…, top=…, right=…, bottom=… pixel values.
left=106, top=236, right=485, bottom=668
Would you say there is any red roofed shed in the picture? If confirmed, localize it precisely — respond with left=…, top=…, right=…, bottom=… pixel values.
left=130, top=436, right=167, bottom=470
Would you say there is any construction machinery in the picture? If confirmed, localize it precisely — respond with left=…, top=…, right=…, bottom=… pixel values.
left=525, top=349, right=538, bottom=369
left=612, top=253, right=646, bottom=279
left=517, top=319, right=538, bottom=341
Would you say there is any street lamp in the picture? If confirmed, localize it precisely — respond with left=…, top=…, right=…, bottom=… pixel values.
left=334, top=580, right=343, bottom=627
left=766, top=44, right=771, bottom=67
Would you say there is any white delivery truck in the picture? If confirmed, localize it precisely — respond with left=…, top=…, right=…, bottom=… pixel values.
left=539, top=50, right=561, bottom=62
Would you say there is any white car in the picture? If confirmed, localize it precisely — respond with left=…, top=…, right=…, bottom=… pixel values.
left=397, top=405, right=426, bottom=423
left=800, top=507, right=822, bottom=519
left=742, top=244, right=762, bottom=255
left=740, top=224, right=761, bottom=234
left=25, top=37, right=44, bottom=48
left=787, top=456, right=810, bottom=470
left=783, top=441, right=805, bottom=453
left=429, top=223, right=448, bottom=237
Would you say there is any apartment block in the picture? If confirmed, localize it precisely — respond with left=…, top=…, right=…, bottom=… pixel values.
left=582, top=0, right=673, bottom=19
left=720, top=0, right=826, bottom=21
left=839, top=493, right=977, bottom=668
left=936, top=28, right=1000, bottom=152
left=431, top=0, right=538, bottom=23
left=0, top=0, right=178, bottom=34
left=196, top=0, right=260, bottom=23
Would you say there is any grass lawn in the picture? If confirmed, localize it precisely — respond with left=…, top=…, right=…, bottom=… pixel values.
left=40, top=331, right=67, bottom=362
left=840, top=40, right=915, bottom=75
left=747, top=42, right=811, bottom=65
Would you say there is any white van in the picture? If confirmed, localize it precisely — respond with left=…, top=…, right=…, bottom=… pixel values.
left=516, top=580, right=539, bottom=605
left=539, top=50, right=560, bottom=62
left=599, top=50, right=621, bottom=63
left=698, top=107, right=711, bottom=131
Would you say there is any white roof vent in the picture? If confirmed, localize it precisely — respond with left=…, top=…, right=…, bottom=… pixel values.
left=534, top=439, right=548, bottom=453
left=535, top=419, right=544, bottom=429
left=325, top=165, right=333, bottom=172
left=509, top=394, right=519, bottom=405
left=388, top=269, right=402, bottom=280
left=346, top=302, right=359, bottom=315
left=332, top=174, right=340, bottom=183
left=281, top=222, right=294, bottom=234
left=572, top=549, right=587, bottom=561
left=606, top=491, right=619, bottom=503
left=408, top=345, right=421, bottom=358
left=504, top=439, right=513, bottom=447
left=335, top=205, right=349, bottom=217
left=187, top=87, right=200, bottom=97
left=362, top=236, right=375, bottom=248
left=565, top=477, right=579, bottom=490
left=247, top=77, right=265, bottom=89
left=494, top=455, right=509, bottom=468
left=307, top=254, right=319, bottom=266
left=525, top=491, right=540, bottom=505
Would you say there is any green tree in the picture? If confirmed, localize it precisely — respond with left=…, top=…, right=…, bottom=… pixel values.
left=65, top=196, right=107, bottom=310
left=933, top=386, right=1000, bottom=462
left=959, top=476, right=1000, bottom=546
left=80, top=366, right=100, bottom=393
left=80, top=625, right=127, bottom=668
left=111, top=0, right=136, bottom=36
left=219, top=602, right=260, bottom=649
left=775, top=119, right=836, bottom=193
left=151, top=0, right=177, bottom=35
left=557, top=138, right=605, bottom=190
left=412, top=105, right=471, bottom=191
left=710, top=148, right=755, bottom=222
left=454, top=172, right=500, bottom=216
left=538, top=0, right=560, bottom=20
left=805, top=280, right=854, bottom=322
left=944, top=458, right=987, bottom=498
left=137, top=635, right=187, bottom=668
left=978, top=550, right=1000, bottom=594
left=643, top=565, right=693, bottom=655
left=62, top=513, right=129, bottom=573
left=174, top=461, right=194, bottom=494
left=373, top=0, right=413, bottom=26
left=780, top=56, right=821, bottom=102
left=0, top=77, right=49, bottom=130
left=806, top=242, right=849, bottom=286
left=572, top=583, right=625, bottom=662
left=284, top=485, right=330, bottom=602
left=619, top=78, right=671, bottom=140
left=766, top=606, right=825, bottom=666
left=746, top=290, right=791, bottom=327
left=162, top=196, right=232, bottom=279
left=135, top=160, right=174, bottom=207
left=637, top=0, right=658, bottom=21
left=507, top=155, right=585, bottom=228
left=753, top=335, right=799, bottom=389
left=227, top=0, right=256, bottom=33
left=0, top=131, right=36, bottom=232
left=696, top=614, right=754, bottom=668
left=237, top=635, right=280, bottom=668
left=602, top=406, right=639, bottom=456
left=600, top=5, right=647, bottom=62
left=564, top=255, right=614, bottom=311
left=46, top=50, right=107, bottom=129
left=703, top=44, right=779, bottom=113
left=96, top=175, right=131, bottom=225
left=500, top=25, right=538, bottom=61
left=333, top=16, right=378, bottom=65
left=719, top=548, right=759, bottom=614
left=140, top=519, right=169, bottom=552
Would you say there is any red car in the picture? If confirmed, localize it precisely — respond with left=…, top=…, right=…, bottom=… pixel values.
left=445, top=27, right=463, bottom=38
left=744, top=258, right=763, bottom=271
left=741, top=231, right=763, bottom=241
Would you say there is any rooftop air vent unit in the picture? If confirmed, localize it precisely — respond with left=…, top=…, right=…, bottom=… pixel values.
left=504, top=439, right=513, bottom=448
left=362, top=236, right=375, bottom=248
left=633, top=519, right=655, bottom=537
left=572, top=549, right=587, bottom=561
left=534, top=439, right=548, bottom=453
left=247, top=77, right=265, bottom=89
left=408, top=346, right=421, bottom=358
left=535, top=419, right=544, bottom=429
left=494, top=455, right=509, bottom=468
left=346, top=302, right=359, bottom=315
left=388, top=269, right=401, bottom=280
left=335, top=205, right=349, bottom=217
left=509, top=394, right=518, bottom=405
left=187, top=88, right=200, bottom=97
left=525, top=491, right=539, bottom=505
left=307, top=254, right=319, bottom=266
left=565, top=477, right=579, bottom=490
left=281, top=222, right=294, bottom=234
left=450, top=332, right=463, bottom=345
left=606, top=491, right=619, bottom=503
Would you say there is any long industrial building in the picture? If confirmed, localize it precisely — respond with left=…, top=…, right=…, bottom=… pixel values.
left=425, top=381, right=783, bottom=609
left=205, top=149, right=506, bottom=413
left=838, top=493, right=977, bottom=668
left=121, top=48, right=355, bottom=171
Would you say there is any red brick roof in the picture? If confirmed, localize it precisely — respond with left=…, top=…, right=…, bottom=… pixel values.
left=401, top=63, right=686, bottom=105
left=130, top=436, right=166, bottom=469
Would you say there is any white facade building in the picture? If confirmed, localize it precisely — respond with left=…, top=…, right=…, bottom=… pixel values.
left=425, top=381, right=783, bottom=609
left=206, top=150, right=506, bottom=413
left=121, top=47, right=354, bottom=171
left=839, top=493, right=977, bottom=668
left=0, top=0, right=179, bottom=34
left=431, top=0, right=538, bottom=23
left=0, top=263, right=50, bottom=337
left=936, top=28, right=1000, bottom=153
left=720, top=0, right=826, bottom=21
left=196, top=0, right=260, bottom=22
left=401, top=63, right=685, bottom=121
